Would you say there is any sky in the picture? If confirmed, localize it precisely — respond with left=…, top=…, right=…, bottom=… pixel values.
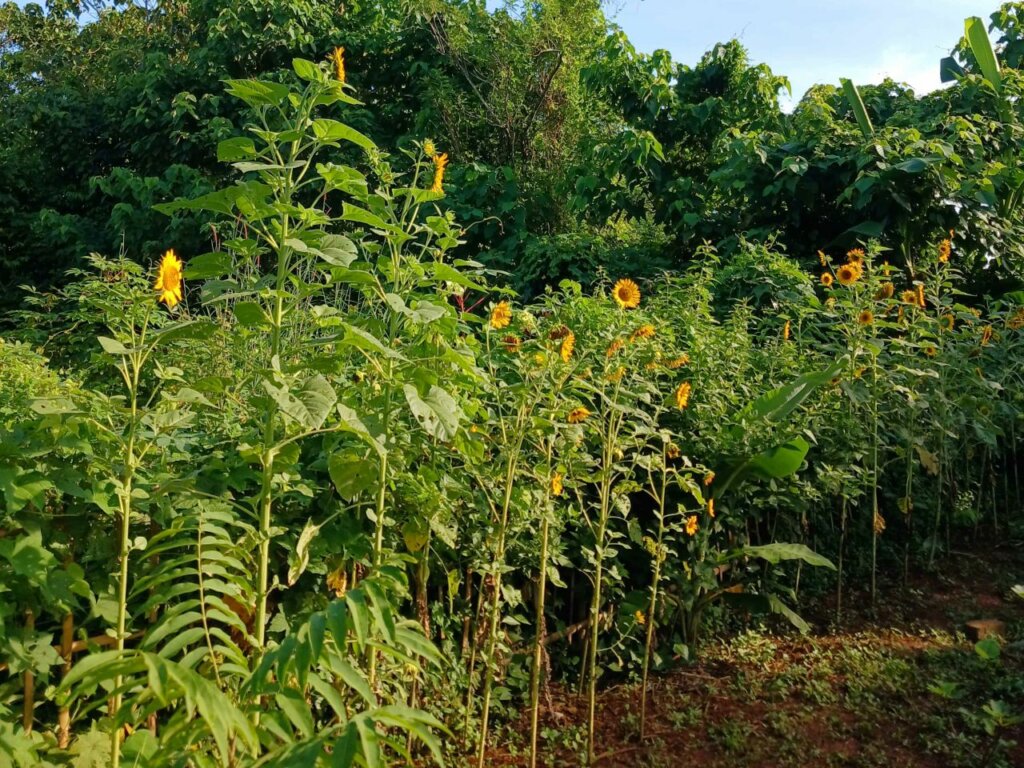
left=604, top=0, right=999, bottom=108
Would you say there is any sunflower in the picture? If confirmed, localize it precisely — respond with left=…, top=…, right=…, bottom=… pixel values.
left=836, top=262, right=861, bottom=286
left=326, top=567, right=348, bottom=598
left=938, top=239, right=951, bottom=263
left=875, top=282, right=894, bottom=300
left=707, top=498, right=715, bottom=518
left=551, top=473, right=563, bottom=496
left=901, top=289, right=918, bottom=305
left=923, top=344, right=937, bottom=357
left=560, top=331, right=576, bottom=363
left=981, top=325, right=993, bottom=345
left=634, top=610, right=646, bottom=626
left=503, top=334, right=521, bottom=353
left=685, top=515, right=699, bottom=537
left=423, top=138, right=437, bottom=158
left=329, top=47, right=345, bottom=83
left=631, top=324, right=656, bottom=341
left=612, top=278, right=641, bottom=309
left=846, top=248, right=865, bottom=266
left=857, top=310, right=874, bottom=326
left=821, top=272, right=834, bottom=288
left=666, top=444, right=681, bottom=460
left=704, top=471, right=715, bottom=487
left=940, top=314, right=955, bottom=332
left=873, top=512, right=886, bottom=535
left=675, top=381, right=692, bottom=410
left=606, top=366, right=625, bottom=383
left=916, top=284, right=926, bottom=308
left=666, top=354, right=690, bottom=369
left=154, top=249, right=184, bottom=308
left=489, top=301, right=512, bottom=329
left=782, top=320, right=791, bottom=341
left=1008, top=308, right=1024, bottom=330
left=430, top=153, right=449, bottom=194
left=606, top=338, right=624, bottom=357
left=818, top=250, right=828, bottom=267
left=567, top=407, right=591, bottom=424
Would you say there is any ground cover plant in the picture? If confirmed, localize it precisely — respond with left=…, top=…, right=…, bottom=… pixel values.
left=1, top=3, right=1024, bottom=767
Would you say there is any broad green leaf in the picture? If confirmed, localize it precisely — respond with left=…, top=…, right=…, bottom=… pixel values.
left=403, top=384, right=462, bottom=441
left=224, top=79, right=291, bottom=108
left=292, top=58, right=323, bottom=83
left=840, top=78, right=874, bottom=138
left=312, top=119, right=376, bottom=151
left=741, top=543, right=835, bottom=569
left=233, top=301, right=271, bottom=329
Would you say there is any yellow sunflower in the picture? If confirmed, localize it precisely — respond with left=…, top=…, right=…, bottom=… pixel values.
left=560, top=331, right=576, bottom=363
left=782, top=320, right=791, bottom=341
left=836, top=262, right=861, bottom=286
left=551, top=473, right=563, bottom=496
left=489, top=301, right=512, bottom=329
left=818, top=250, right=828, bottom=267
left=858, top=310, right=874, bottom=326
left=873, top=512, right=886, bottom=535
left=704, top=471, right=715, bottom=487
left=940, top=314, right=955, bottom=332
left=875, top=282, right=894, bottom=300
left=707, top=498, right=715, bottom=518
left=923, top=344, right=937, bottom=357
left=612, top=278, right=641, bottom=309
left=666, top=444, right=681, bottom=460
left=635, top=610, right=646, bottom=626
left=326, top=567, right=348, bottom=598
left=430, top=152, right=449, bottom=194
left=916, top=284, right=926, bottom=308
left=329, top=47, right=345, bottom=84
left=938, top=239, right=951, bottom=263
left=981, top=325, right=993, bottom=345
left=901, top=289, right=918, bottom=305
left=675, top=381, right=692, bottom=410
left=631, top=324, right=656, bottom=342
left=567, top=407, right=590, bottom=424
left=821, top=273, right=834, bottom=288
left=846, top=248, right=865, bottom=266
left=423, top=138, right=437, bottom=158
left=606, top=338, right=624, bottom=357
left=154, top=249, right=184, bottom=308
left=666, top=354, right=690, bottom=369
left=503, top=334, right=521, bottom=353
left=685, top=515, right=699, bottom=537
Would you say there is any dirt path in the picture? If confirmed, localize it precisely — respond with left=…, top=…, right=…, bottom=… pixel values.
left=486, top=540, right=1024, bottom=767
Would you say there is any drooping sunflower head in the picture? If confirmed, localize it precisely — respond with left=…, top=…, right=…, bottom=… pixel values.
left=631, top=324, right=656, bottom=342
left=916, top=283, right=926, bottom=308
left=154, top=249, right=184, bottom=308
left=606, top=366, right=626, bottom=383
left=567, top=406, right=591, bottom=424
left=703, top=471, right=715, bottom=487
left=612, top=278, right=641, bottom=309
left=836, top=262, right=861, bottom=286
left=938, top=239, right=951, bottom=263
left=430, top=152, right=449, bottom=194
left=606, top=338, right=624, bottom=357
left=666, top=444, right=681, bottom=460
left=875, top=282, right=894, bottom=300
left=857, top=310, right=874, bottom=326
left=675, top=381, right=692, bottom=410
left=707, top=498, right=715, bottom=518
left=923, top=344, right=937, bottom=357
left=873, top=512, right=886, bottom=535
left=782, top=319, right=791, bottom=341
left=818, top=250, right=828, bottom=267
left=329, top=47, right=346, bottom=83
left=981, top=325, right=994, bottom=345
left=503, top=334, right=521, bottom=353
left=1009, top=307, right=1024, bottom=330
left=666, top=354, right=690, bottom=369
left=560, top=331, right=576, bottom=363
left=326, top=567, right=348, bottom=598
left=550, top=473, right=563, bottom=497
left=685, top=515, right=699, bottom=537
left=821, top=272, right=834, bottom=288
left=489, top=300, right=512, bottom=330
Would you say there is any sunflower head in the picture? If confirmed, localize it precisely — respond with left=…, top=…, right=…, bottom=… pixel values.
left=634, top=610, right=646, bottom=626
left=675, top=381, right=692, bottom=410
left=818, top=250, right=828, bottom=267
left=938, top=239, right=951, bottom=263
left=560, top=331, right=576, bottom=363
left=489, top=301, right=512, bottom=330
left=685, top=515, right=699, bottom=537
left=875, top=282, right=894, bottom=300
left=846, top=248, right=866, bottom=266
left=707, top=498, right=715, bottom=518
left=821, top=272, right=834, bottom=288
left=606, top=338, right=624, bottom=357
left=666, top=444, right=681, bottom=460
left=836, top=263, right=861, bottom=286
left=857, top=310, right=874, bottom=326
left=551, top=473, right=563, bottom=496
left=782, top=320, right=791, bottom=341
left=503, top=334, right=521, bottom=353
left=923, top=344, right=937, bottom=357
left=329, top=47, right=346, bottom=83
left=704, top=471, right=715, bottom=487
left=567, top=406, right=591, bottom=424
left=901, top=289, right=918, bottom=306
left=154, top=249, right=184, bottom=308
left=873, top=512, right=886, bottom=535
left=916, top=284, right=926, bottom=308
left=631, top=324, right=656, bottom=342
left=940, top=314, right=955, bottom=332
left=666, top=354, right=690, bottom=369
left=981, top=325, right=993, bottom=345
left=430, top=152, right=449, bottom=194
left=612, top=278, right=641, bottom=309
left=422, top=138, right=437, bottom=158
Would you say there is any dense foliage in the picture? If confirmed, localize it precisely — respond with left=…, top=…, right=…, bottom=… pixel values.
left=1, top=2, right=1023, bottom=767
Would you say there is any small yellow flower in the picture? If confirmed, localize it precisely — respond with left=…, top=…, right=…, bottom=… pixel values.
left=634, top=609, right=646, bottom=626
left=938, top=239, right=951, bottom=263
left=703, top=471, right=715, bottom=487
left=821, top=273, right=834, bottom=288
left=430, top=152, right=449, bottom=194
left=612, top=278, right=641, bottom=309
left=533, top=352, right=547, bottom=366
left=782, top=320, right=791, bottom=341
left=836, top=263, right=861, bottom=286
left=568, top=407, right=590, bottom=424
left=154, top=249, right=184, bottom=308
left=707, top=498, right=715, bottom=518
left=857, top=310, right=874, bottom=326
left=675, top=381, right=692, bottom=410
left=685, top=515, right=699, bottom=537
left=490, top=301, right=512, bottom=330
left=329, top=47, right=346, bottom=84
left=560, top=331, right=576, bottom=363
left=631, top=324, right=656, bottom=341
left=551, top=473, right=563, bottom=496
left=875, top=282, right=894, bottom=300
left=423, top=138, right=437, bottom=158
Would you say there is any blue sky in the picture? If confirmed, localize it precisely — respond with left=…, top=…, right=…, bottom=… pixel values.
left=604, top=0, right=999, bottom=107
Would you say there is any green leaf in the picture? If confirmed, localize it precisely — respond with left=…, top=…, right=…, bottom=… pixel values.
left=274, top=690, right=315, bottom=738
left=965, top=17, right=1001, bottom=93
left=741, top=543, right=835, bottom=569
left=748, top=437, right=810, bottom=479
left=292, top=58, right=323, bottom=83
left=403, top=384, right=462, bottom=441
left=840, top=78, right=874, bottom=138
left=328, top=451, right=378, bottom=502
left=287, top=520, right=321, bottom=586
left=233, top=301, right=271, bottom=329
left=217, top=137, right=257, bottom=162
left=312, top=119, right=376, bottom=151
left=224, top=79, right=291, bottom=108
left=97, top=336, right=129, bottom=356
left=266, top=375, right=337, bottom=430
